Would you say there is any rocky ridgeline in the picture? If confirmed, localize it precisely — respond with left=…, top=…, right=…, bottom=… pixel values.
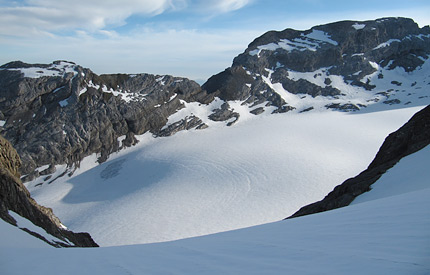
left=0, top=61, right=215, bottom=179
left=288, top=104, right=430, bottom=219
left=0, top=135, right=98, bottom=247
left=203, top=17, right=430, bottom=112
left=0, top=17, right=429, bottom=182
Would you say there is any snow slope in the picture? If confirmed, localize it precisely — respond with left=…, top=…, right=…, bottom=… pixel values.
left=2, top=144, right=429, bottom=274
left=24, top=105, right=424, bottom=246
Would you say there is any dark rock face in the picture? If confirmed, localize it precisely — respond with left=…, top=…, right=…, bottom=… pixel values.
left=156, top=116, right=207, bottom=137
left=208, top=102, right=240, bottom=126
left=0, top=61, right=214, bottom=179
left=287, top=104, right=430, bottom=219
left=204, top=17, right=430, bottom=112
left=0, top=135, right=98, bottom=247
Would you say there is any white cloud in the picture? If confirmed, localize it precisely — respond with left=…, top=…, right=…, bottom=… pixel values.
left=206, top=0, right=253, bottom=13
left=0, top=0, right=187, bottom=36
left=0, top=0, right=253, bottom=37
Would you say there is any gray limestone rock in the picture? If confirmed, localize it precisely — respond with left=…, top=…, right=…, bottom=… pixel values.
left=250, top=107, right=265, bottom=115
left=325, top=103, right=360, bottom=111
left=0, top=61, right=211, bottom=179
left=155, top=116, right=206, bottom=137
left=208, top=102, right=240, bottom=126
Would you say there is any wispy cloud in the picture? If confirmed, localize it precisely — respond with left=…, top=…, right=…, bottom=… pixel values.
left=0, top=0, right=254, bottom=37
left=204, top=0, right=253, bottom=13
left=0, top=0, right=182, bottom=36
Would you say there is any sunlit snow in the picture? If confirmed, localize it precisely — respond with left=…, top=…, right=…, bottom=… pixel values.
left=303, top=29, right=338, bottom=45
left=250, top=30, right=337, bottom=57
left=373, top=39, right=402, bottom=50
left=352, top=23, right=366, bottom=30
left=24, top=105, right=424, bottom=246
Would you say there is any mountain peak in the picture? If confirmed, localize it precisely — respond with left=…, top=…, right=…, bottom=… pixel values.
left=204, top=17, right=430, bottom=113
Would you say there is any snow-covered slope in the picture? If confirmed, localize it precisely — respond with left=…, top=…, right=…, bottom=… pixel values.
left=2, top=144, right=429, bottom=274
left=24, top=105, right=424, bottom=246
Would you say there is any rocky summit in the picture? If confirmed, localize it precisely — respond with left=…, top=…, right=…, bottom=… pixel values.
left=0, top=17, right=429, bottom=184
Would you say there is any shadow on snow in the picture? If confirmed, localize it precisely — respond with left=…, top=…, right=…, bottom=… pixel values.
left=62, top=150, right=176, bottom=204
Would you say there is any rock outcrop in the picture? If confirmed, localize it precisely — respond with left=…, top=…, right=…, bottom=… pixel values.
left=0, top=135, right=98, bottom=247
left=0, top=61, right=212, bottom=179
left=288, top=104, right=430, bottom=219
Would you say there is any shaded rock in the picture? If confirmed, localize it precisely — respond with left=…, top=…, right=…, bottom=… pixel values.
left=39, top=164, right=56, bottom=176
left=272, top=105, right=296, bottom=113
left=203, top=66, right=254, bottom=101
left=209, top=102, right=240, bottom=126
left=250, top=107, right=265, bottom=115
left=155, top=116, right=206, bottom=137
left=383, top=99, right=401, bottom=105
left=300, top=107, right=314, bottom=113
left=325, top=103, right=360, bottom=111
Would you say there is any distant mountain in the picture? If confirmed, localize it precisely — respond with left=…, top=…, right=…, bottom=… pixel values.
left=0, top=17, right=429, bottom=186
left=0, top=135, right=97, bottom=247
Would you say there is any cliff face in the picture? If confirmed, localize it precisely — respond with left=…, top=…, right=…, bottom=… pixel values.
left=0, top=135, right=98, bottom=247
left=288, top=104, right=430, bottom=219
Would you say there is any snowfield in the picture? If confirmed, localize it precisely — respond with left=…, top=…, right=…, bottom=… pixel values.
left=24, top=105, right=425, bottom=246
left=2, top=143, right=429, bottom=274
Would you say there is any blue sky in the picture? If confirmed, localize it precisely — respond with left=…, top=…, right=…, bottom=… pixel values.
left=1, top=0, right=429, bottom=82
